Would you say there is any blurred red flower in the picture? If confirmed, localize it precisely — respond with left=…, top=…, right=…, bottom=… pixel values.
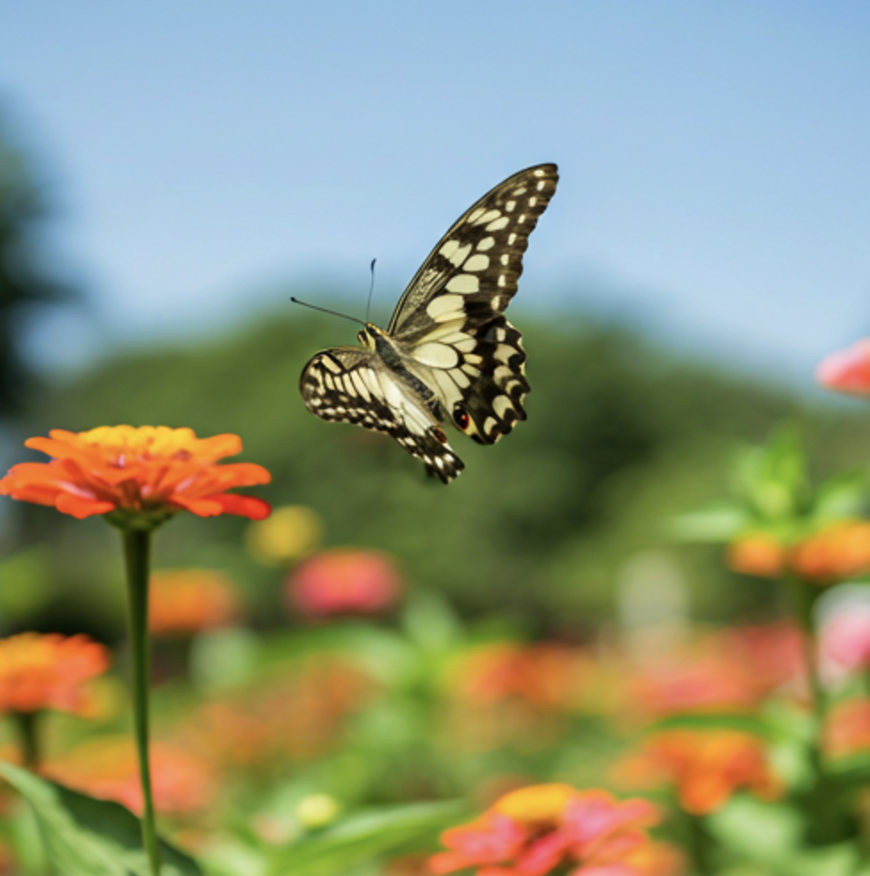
left=149, top=568, right=242, bottom=636
left=614, top=729, right=780, bottom=815
left=625, top=625, right=803, bottom=720
left=286, top=548, right=402, bottom=617
left=816, top=339, right=870, bottom=396
left=430, top=783, right=665, bottom=876
left=0, top=426, right=270, bottom=523
left=0, top=633, right=110, bottom=716
left=44, top=736, right=216, bottom=815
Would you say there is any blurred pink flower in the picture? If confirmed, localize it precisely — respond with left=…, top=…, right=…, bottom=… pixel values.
left=816, top=339, right=870, bottom=396
left=286, top=548, right=402, bottom=617
left=821, top=602, right=870, bottom=673
left=429, top=784, right=665, bottom=876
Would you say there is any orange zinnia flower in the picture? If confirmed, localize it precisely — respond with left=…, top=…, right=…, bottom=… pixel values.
left=429, top=783, right=662, bottom=876
left=824, top=698, right=870, bottom=758
left=615, top=729, right=780, bottom=815
left=149, top=568, right=242, bottom=636
left=44, top=736, right=215, bottom=815
left=790, top=520, right=870, bottom=583
left=0, top=633, right=110, bottom=715
left=726, top=533, right=786, bottom=578
left=0, top=426, right=270, bottom=525
left=728, top=521, right=870, bottom=585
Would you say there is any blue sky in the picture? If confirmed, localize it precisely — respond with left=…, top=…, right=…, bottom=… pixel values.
left=1, top=2, right=869, bottom=385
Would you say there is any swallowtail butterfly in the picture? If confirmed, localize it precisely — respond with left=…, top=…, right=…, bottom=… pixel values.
left=299, top=163, right=559, bottom=482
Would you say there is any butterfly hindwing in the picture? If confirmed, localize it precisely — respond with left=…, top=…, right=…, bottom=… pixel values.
left=298, top=163, right=559, bottom=481
left=299, top=347, right=465, bottom=482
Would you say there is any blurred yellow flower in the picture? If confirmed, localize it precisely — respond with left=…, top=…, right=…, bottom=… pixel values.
left=246, top=504, right=323, bottom=566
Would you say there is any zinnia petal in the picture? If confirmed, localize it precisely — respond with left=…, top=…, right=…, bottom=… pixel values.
left=0, top=426, right=272, bottom=526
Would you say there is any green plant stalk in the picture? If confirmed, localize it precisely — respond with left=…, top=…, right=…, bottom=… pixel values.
left=122, top=528, right=162, bottom=876
left=13, top=710, right=41, bottom=770
left=684, top=811, right=714, bottom=876
left=786, top=573, right=825, bottom=727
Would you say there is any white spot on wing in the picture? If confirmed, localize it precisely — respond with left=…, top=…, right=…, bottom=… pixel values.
left=427, top=294, right=464, bottom=320
left=351, top=372, right=371, bottom=401
left=439, top=239, right=459, bottom=260
left=413, top=342, right=460, bottom=369
left=463, top=254, right=489, bottom=272
left=467, top=207, right=485, bottom=224
left=493, top=396, right=512, bottom=418
left=505, top=200, right=516, bottom=212
left=475, top=209, right=501, bottom=226
left=449, top=243, right=472, bottom=267
left=446, top=274, right=479, bottom=294
left=486, top=216, right=510, bottom=232
left=477, top=237, right=496, bottom=251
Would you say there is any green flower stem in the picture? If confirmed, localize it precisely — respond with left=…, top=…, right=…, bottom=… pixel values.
left=684, top=812, right=714, bottom=876
left=14, top=710, right=41, bottom=770
left=122, top=528, right=162, bottom=876
left=786, top=573, right=825, bottom=724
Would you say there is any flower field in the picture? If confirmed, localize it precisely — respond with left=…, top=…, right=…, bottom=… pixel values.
left=2, top=340, right=870, bottom=874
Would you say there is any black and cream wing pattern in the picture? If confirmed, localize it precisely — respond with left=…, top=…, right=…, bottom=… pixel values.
left=299, top=163, right=559, bottom=483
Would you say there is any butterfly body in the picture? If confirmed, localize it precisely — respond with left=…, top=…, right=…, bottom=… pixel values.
left=299, top=163, right=559, bottom=483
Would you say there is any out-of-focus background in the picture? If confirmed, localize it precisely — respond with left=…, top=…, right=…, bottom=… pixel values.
left=1, top=2, right=868, bottom=628
left=1, top=6, right=870, bottom=868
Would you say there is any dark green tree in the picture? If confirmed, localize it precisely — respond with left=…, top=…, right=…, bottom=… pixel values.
left=0, top=113, right=75, bottom=416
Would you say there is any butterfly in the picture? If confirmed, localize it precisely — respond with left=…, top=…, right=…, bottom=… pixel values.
left=299, top=163, right=559, bottom=483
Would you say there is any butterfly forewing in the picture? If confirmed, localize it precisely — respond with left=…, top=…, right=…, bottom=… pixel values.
left=389, top=164, right=558, bottom=446
left=388, top=164, right=559, bottom=337
left=298, top=163, right=558, bottom=482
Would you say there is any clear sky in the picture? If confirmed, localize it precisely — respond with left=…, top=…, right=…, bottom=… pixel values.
left=1, top=2, right=869, bottom=385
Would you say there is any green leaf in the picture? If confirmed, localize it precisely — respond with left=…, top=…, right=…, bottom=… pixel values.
left=267, top=801, right=467, bottom=876
left=0, top=761, right=203, bottom=876
left=666, top=501, right=750, bottom=542
left=709, top=795, right=864, bottom=876
left=811, top=469, right=870, bottom=520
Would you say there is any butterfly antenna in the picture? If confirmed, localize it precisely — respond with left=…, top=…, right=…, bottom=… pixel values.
left=365, top=258, right=377, bottom=324
left=290, top=297, right=364, bottom=326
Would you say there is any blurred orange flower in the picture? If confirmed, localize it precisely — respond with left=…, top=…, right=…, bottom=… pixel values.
left=0, top=633, right=110, bottom=716
left=286, top=548, right=402, bottom=617
left=447, top=642, right=589, bottom=712
left=430, top=783, right=663, bottom=876
left=615, top=729, right=780, bottom=815
left=149, top=568, right=242, bottom=636
left=181, top=655, right=373, bottom=769
left=44, top=736, right=215, bottom=815
left=825, top=698, right=870, bottom=758
left=790, top=520, right=870, bottom=583
left=726, top=533, right=786, bottom=578
left=816, top=339, right=870, bottom=396
left=0, top=426, right=270, bottom=523
left=728, top=521, right=870, bottom=585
